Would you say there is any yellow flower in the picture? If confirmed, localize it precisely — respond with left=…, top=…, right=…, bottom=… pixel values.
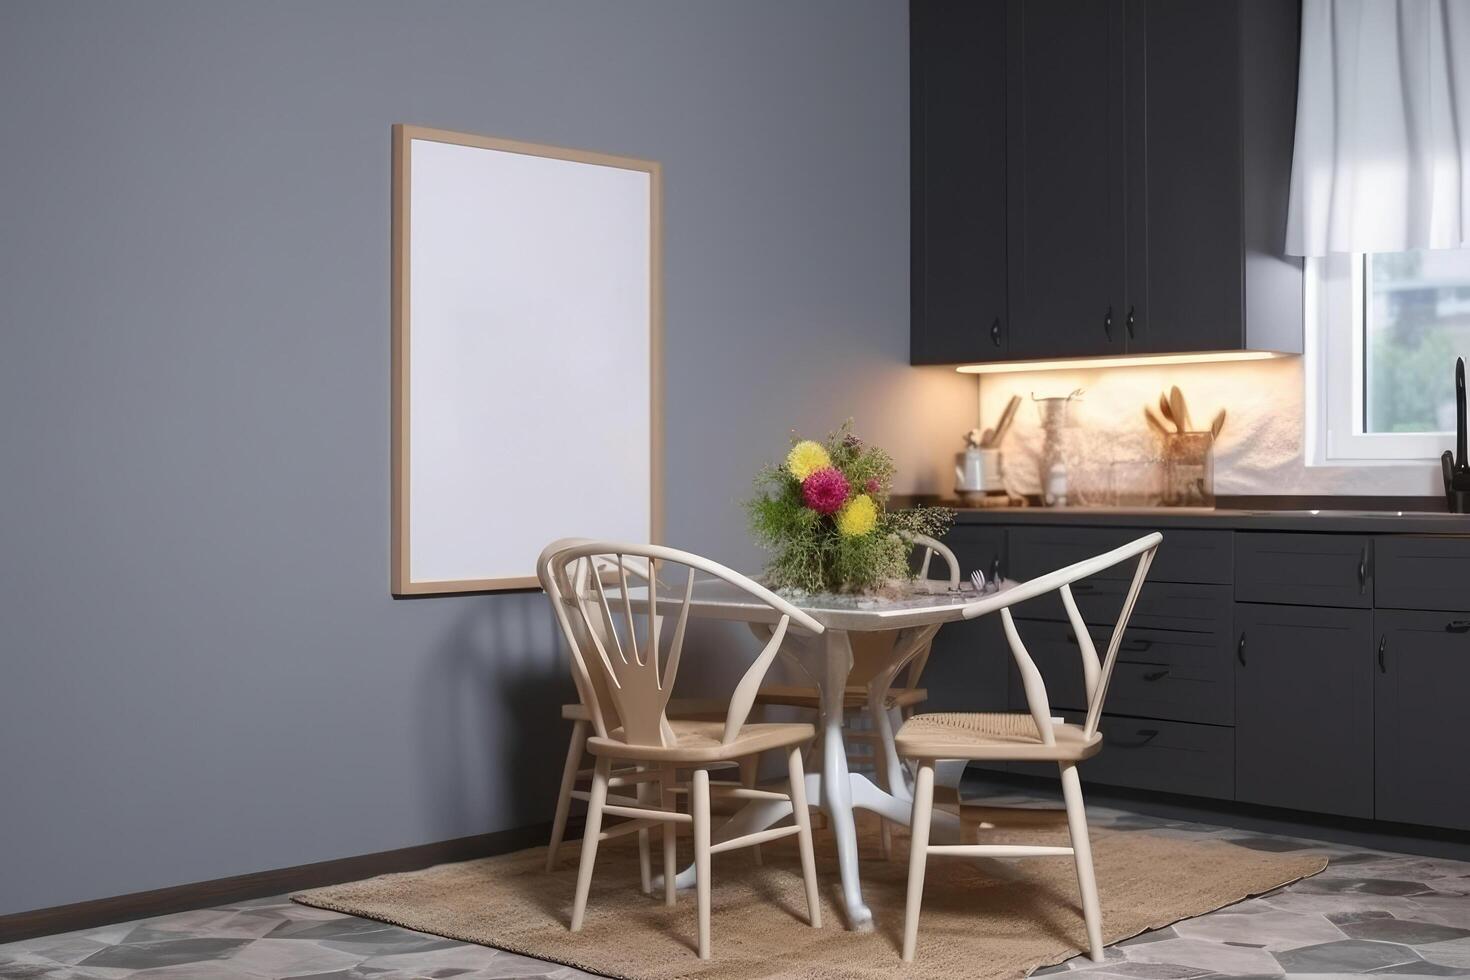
left=836, top=494, right=878, bottom=537
left=785, top=440, right=831, bottom=481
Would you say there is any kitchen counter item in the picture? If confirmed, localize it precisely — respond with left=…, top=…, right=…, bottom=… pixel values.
left=955, top=446, right=1005, bottom=497
left=1442, top=357, right=1470, bottom=513
left=1162, top=431, right=1214, bottom=507
left=1034, top=389, right=1082, bottom=507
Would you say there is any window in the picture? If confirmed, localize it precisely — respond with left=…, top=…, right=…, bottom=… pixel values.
left=1309, top=249, right=1470, bottom=465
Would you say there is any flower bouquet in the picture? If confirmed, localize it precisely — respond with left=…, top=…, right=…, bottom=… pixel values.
left=745, top=423, right=954, bottom=594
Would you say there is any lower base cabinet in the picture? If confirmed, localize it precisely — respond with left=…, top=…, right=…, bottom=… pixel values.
left=1375, top=609, right=1470, bottom=831
left=1234, top=603, right=1374, bottom=818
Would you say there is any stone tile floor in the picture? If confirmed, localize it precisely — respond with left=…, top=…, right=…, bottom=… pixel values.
left=7, top=789, right=1470, bottom=979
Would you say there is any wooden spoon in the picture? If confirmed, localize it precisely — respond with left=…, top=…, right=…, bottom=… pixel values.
left=1158, top=393, right=1175, bottom=429
left=1144, top=406, right=1170, bottom=437
left=1170, top=386, right=1191, bottom=432
left=1210, top=408, right=1226, bottom=438
left=990, top=395, right=1022, bottom=447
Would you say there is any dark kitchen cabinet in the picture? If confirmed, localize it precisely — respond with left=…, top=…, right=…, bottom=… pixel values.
left=924, top=527, right=1009, bottom=712
left=1007, top=0, right=1127, bottom=360
left=1375, top=610, right=1470, bottom=831
left=1235, top=533, right=1373, bottom=609
left=1234, top=604, right=1374, bottom=818
left=1375, top=536, right=1470, bottom=612
left=910, top=0, right=1010, bottom=364
left=909, top=0, right=1303, bottom=365
left=1123, top=0, right=1302, bottom=354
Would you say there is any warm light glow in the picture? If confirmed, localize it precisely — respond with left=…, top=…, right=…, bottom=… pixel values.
left=954, top=350, right=1292, bottom=374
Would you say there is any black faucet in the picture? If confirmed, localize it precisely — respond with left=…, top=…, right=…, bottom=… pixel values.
left=1441, top=356, right=1470, bottom=513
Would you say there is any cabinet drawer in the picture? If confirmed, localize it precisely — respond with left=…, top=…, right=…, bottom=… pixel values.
left=1009, top=527, right=1230, bottom=585
left=1006, top=622, right=1233, bottom=725
left=1234, top=533, right=1372, bottom=608
left=1375, top=536, right=1470, bottom=612
left=1014, top=580, right=1231, bottom=634
left=1014, top=714, right=1234, bottom=800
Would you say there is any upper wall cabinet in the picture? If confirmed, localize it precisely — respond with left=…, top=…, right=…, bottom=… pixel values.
left=910, top=0, right=1305, bottom=366
left=1009, top=0, right=1127, bottom=360
left=910, top=0, right=1010, bottom=363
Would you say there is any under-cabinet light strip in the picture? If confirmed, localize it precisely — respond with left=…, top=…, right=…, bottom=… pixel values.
left=954, top=350, right=1291, bottom=374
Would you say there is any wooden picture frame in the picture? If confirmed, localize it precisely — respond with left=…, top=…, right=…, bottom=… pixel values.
left=391, top=124, right=663, bottom=595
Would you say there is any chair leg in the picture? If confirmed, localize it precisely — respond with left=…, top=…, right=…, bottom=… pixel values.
left=638, top=767, right=653, bottom=895
left=546, top=720, right=588, bottom=872
left=902, top=760, right=935, bottom=963
left=786, top=745, right=822, bottom=928
left=740, top=755, right=763, bottom=865
left=692, top=767, right=712, bottom=959
left=661, top=764, right=679, bottom=907
left=1060, top=762, right=1104, bottom=962
left=570, top=756, right=610, bottom=932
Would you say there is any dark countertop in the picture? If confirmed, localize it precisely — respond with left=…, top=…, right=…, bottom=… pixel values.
left=890, top=494, right=1470, bottom=534
left=940, top=505, right=1470, bottom=534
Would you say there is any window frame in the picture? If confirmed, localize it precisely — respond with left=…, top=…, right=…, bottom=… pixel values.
left=1306, top=252, right=1454, bottom=467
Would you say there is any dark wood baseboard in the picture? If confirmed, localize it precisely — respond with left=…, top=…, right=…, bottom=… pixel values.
left=0, top=819, right=567, bottom=944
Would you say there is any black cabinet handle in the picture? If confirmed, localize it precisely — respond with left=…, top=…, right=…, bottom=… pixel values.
left=1378, top=634, right=1387, bottom=673
left=1142, top=669, right=1170, bottom=682
left=1237, top=632, right=1247, bottom=666
left=990, top=317, right=1002, bottom=348
left=1066, top=633, right=1152, bottom=653
left=1103, top=306, right=1114, bottom=341
left=1447, top=620, right=1470, bottom=633
left=1358, top=546, right=1369, bottom=593
left=1125, top=305, right=1136, bottom=340
left=1107, top=728, right=1159, bottom=749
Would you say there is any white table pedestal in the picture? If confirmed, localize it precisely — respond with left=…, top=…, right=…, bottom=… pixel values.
left=658, top=627, right=965, bottom=931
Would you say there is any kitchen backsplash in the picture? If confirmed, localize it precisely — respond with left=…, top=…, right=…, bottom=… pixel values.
left=973, top=356, right=1440, bottom=500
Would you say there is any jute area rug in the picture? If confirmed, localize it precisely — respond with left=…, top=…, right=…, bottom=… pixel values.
left=295, top=807, right=1325, bottom=980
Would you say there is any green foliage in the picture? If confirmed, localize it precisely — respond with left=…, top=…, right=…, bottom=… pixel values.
left=744, top=421, right=955, bottom=593
left=1369, top=328, right=1455, bottom=432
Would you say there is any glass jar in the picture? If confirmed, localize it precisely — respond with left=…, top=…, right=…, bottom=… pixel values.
left=1162, top=431, right=1214, bottom=507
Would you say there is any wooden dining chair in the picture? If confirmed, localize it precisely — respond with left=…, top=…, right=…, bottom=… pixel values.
left=755, top=533, right=960, bottom=856
left=545, top=554, right=749, bottom=875
left=538, top=539, right=825, bottom=960
left=894, top=532, right=1162, bottom=963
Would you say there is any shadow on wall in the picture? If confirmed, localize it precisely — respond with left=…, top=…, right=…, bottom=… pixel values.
left=415, top=592, right=574, bottom=841
left=411, top=596, right=786, bottom=842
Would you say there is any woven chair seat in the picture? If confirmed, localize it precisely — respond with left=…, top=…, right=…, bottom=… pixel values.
left=895, top=711, right=1102, bottom=762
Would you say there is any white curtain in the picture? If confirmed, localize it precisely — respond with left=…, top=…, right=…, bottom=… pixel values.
left=1286, top=0, right=1470, bottom=256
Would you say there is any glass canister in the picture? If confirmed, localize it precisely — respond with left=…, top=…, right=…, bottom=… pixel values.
left=1162, top=431, right=1215, bottom=507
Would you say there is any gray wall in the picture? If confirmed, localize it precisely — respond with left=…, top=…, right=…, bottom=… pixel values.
left=0, top=0, right=971, bottom=915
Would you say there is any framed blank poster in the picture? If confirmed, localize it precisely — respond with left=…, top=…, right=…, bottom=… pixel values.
left=391, top=124, right=662, bottom=594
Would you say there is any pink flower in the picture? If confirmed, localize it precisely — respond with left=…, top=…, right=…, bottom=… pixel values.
left=865, top=478, right=881, bottom=494
left=801, top=467, right=850, bottom=515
